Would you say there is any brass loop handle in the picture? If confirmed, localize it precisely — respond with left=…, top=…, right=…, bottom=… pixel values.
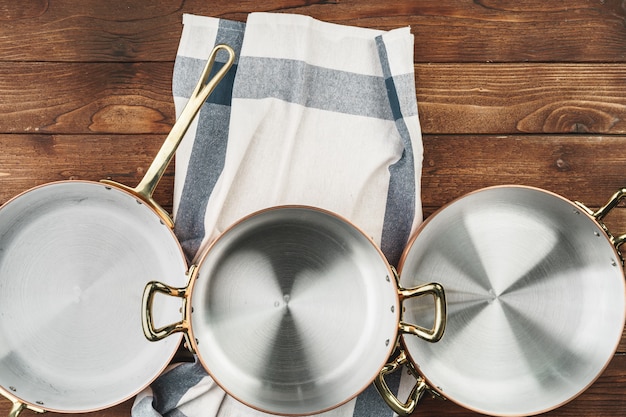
left=576, top=187, right=626, bottom=260
left=141, top=280, right=190, bottom=345
left=2, top=396, right=45, bottom=417
left=8, top=401, right=25, bottom=417
left=397, top=281, right=447, bottom=343
left=102, top=44, right=236, bottom=228
left=590, top=188, right=626, bottom=222
left=374, top=349, right=428, bottom=417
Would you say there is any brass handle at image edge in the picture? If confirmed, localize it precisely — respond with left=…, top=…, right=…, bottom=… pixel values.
left=141, top=279, right=194, bottom=352
left=576, top=187, right=626, bottom=263
left=0, top=389, right=45, bottom=417
left=102, top=44, right=236, bottom=228
left=397, top=280, right=447, bottom=343
left=373, top=350, right=431, bottom=417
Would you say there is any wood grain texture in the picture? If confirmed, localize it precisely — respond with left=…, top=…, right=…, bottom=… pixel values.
left=0, top=0, right=625, bottom=63
left=422, top=135, right=626, bottom=207
left=0, top=134, right=174, bottom=210
left=1, top=62, right=625, bottom=135
left=0, top=0, right=625, bottom=416
left=0, top=63, right=175, bottom=134
left=415, top=64, right=626, bottom=134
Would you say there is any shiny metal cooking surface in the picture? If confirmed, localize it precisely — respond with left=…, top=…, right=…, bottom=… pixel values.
left=190, top=207, right=400, bottom=415
left=400, top=186, right=625, bottom=416
left=0, top=182, right=188, bottom=412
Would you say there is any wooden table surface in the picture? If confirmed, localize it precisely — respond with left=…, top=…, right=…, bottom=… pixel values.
left=0, top=1, right=625, bottom=416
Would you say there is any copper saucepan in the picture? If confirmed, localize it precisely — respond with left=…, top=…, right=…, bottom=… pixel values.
left=142, top=205, right=447, bottom=416
left=376, top=185, right=626, bottom=416
left=0, top=45, right=235, bottom=417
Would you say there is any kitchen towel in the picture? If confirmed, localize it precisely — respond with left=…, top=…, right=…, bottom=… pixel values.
left=132, top=12, right=425, bottom=417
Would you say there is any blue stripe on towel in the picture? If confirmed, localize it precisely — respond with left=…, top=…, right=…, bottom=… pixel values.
left=151, top=361, right=208, bottom=414
left=232, top=56, right=420, bottom=121
left=353, top=373, right=402, bottom=417
left=173, top=20, right=245, bottom=260
left=375, top=34, right=416, bottom=267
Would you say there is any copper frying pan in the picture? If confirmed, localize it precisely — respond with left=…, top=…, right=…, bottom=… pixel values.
left=0, top=44, right=235, bottom=417
left=376, top=185, right=626, bottom=416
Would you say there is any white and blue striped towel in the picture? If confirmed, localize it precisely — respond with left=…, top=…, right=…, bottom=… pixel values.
left=132, top=12, right=424, bottom=417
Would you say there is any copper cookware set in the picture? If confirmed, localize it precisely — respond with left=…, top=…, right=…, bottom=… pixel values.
left=0, top=44, right=624, bottom=417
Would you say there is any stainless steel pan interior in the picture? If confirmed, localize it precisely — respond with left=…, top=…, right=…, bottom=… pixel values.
left=0, top=182, right=187, bottom=413
left=191, top=206, right=399, bottom=415
left=0, top=44, right=235, bottom=417
left=396, top=186, right=625, bottom=416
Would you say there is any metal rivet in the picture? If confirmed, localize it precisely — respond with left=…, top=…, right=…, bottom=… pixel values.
left=160, top=219, right=165, bottom=225
left=136, top=200, right=142, bottom=205
left=9, top=386, right=16, bottom=392
left=385, top=339, right=390, bottom=346
left=385, top=275, right=390, bottom=282
left=611, top=259, right=617, bottom=267
left=104, top=186, right=112, bottom=190
left=573, top=209, right=580, bottom=215
left=391, top=306, right=395, bottom=313
left=195, top=338, right=199, bottom=345
left=36, top=401, right=44, bottom=405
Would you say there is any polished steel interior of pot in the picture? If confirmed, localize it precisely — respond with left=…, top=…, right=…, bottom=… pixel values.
left=399, top=186, right=625, bottom=416
left=0, top=182, right=187, bottom=412
left=190, top=207, right=400, bottom=415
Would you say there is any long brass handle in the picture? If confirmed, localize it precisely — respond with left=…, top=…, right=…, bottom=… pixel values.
left=102, top=44, right=236, bottom=227
left=397, top=281, right=447, bottom=342
left=373, top=350, right=429, bottom=417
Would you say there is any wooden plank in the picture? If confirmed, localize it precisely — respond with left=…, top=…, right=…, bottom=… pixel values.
left=0, top=1, right=625, bottom=63
left=1, top=62, right=626, bottom=135
left=0, top=134, right=174, bottom=212
left=422, top=135, right=626, bottom=208
left=2, top=133, right=625, bottom=213
left=415, top=63, right=626, bottom=134
left=0, top=62, right=175, bottom=135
